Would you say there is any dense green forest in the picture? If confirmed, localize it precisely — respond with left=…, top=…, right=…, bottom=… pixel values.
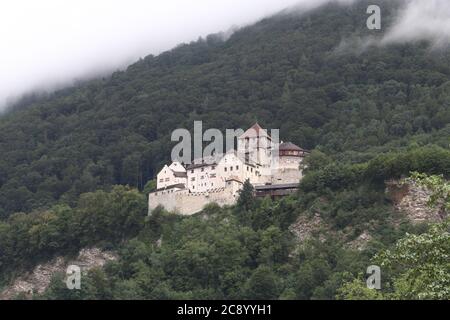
left=1, top=0, right=449, bottom=218
left=0, top=0, right=449, bottom=299
left=1, top=157, right=448, bottom=299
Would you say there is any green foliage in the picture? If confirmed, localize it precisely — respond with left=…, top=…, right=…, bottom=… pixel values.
left=0, top=0, right=449, bottom=218
left=302, top=150, right=332, bottom=172
left=366, top=146, right=450, bottom=184
left=338, top=174, right=450, bottom=300
left=4, top=170, right=444, bottom=300
left=143, top=179, right=157, bottom=194
left=34, top=201, right=374, bottom=300
left=410, top=172, right=450, bottom=213
left=0, top=0, right=449, bottom=300
left=237, top=179, right=255, bottom=212
left=0, top=186, right=146, bottom=285
left=336, top=278, right=384, bottom=300
left=339, top=220, right=450, bottom=300
left=376, top=220, right=450, bottom=300
left=244, top=266, right=281, bottom=299
left=301, top=146, right=450, bottom=194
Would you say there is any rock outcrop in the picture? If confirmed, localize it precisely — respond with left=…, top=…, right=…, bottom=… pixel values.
left=347, top=231, right=372, bottom=251
left=289, top=213, right=325, bottom=242
left=0, top=248, right=117, bottom=300
left=386, top=180, right=444, bottom=224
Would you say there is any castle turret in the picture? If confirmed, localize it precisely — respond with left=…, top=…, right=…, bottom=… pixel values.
left=278, top=142, right=308, bottom=168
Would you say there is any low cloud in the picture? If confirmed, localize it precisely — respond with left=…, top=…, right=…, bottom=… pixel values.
left=1, top=0, right=450, bottom=110
left=381, top=0, right=450, bottom=47
left=337, top=0, right=450, bottom=53
left=0, top=0, right=310, bottom=109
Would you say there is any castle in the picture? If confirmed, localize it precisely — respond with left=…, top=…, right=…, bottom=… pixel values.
left=148, top=123, right=309, bottom=215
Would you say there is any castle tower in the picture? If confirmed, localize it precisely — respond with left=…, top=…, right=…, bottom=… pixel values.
left=238, top=123, right=272, bottom=167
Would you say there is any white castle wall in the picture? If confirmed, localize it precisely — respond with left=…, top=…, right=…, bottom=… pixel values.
left=187, top=164, right=223, bottom=192
left=148, top=180, right=242, bottom=216
left=271, top=167, right=303, bottom=184
left=157, top=165, right=187, bottom=189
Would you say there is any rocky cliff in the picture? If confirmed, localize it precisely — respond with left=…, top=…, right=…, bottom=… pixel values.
left=0, top=248, right=117, bottom=300
left=386, top=180, right=444, bottom=224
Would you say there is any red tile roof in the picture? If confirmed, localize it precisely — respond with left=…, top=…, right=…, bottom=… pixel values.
left=279, top=142, right=304, bottom=151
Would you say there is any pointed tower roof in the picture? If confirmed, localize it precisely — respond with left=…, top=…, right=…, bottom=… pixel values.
left=239, top=123, right=271, bottom=139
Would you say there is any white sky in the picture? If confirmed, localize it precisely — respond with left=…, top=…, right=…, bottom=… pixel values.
left=0, top=0, right=313, bottom=108
left=1, top=0, right=449, bottom=109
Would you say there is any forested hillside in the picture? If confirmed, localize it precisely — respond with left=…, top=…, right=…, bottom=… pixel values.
left=0, top=0, right=449, bottom=218
left=0, top=0, right=449, bottom=299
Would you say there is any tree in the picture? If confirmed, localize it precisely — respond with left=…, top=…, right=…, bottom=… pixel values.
left=237, top=179, right=255, bottom=212
left=338, top=173, right=450, bottom=300
left=302, top=150, right=332, bottom=172
left=375, top=220, right=450, bottom=300
left=244, top=266, right=280, bottom=300
left=143, top=179, right=157, bottom=194
left=409, top=172, right=449, bottom=218
left=336, top=278, right=384, bottom=300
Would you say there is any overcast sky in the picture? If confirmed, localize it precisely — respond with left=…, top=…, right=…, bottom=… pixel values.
left=1, top=0, right=449, bottom=109
left=0, top=0, right=318, bottom=109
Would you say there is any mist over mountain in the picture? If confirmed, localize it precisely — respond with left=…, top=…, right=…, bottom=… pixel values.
left=0, top=0, right=449, bottom=301
left=0, top=0, right=308, bottom=109
left=382, top=0, right=450, bottom=46
left=3, top=0, right=450, bottom=110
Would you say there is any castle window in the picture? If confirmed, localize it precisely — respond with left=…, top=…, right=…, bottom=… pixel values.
left=230, top=166, right=233, bottom=171
left=159, top=179, right=163, bottom=183
left=191, top=177, right=195, bottom=181
left=191, top=170, right=194, bottom=173
left=236, top=166, right=239, bottom=170
left=247, top=166, right=249, bottom=171
left=165, top=178, right=170, bottom=182
left=201, top=176, right=204, bottom=180
left=224, top=167, right=227, bottom=172
left=210, top=174, right=216, bottom=178
left=201, top=168, right=204, bottom=172
left=212, top=166, right=216, bottom=170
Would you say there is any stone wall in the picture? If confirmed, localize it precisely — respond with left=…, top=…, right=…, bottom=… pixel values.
left=148, top=180, right=242, bottom=216
left=269, top=167, right=302, bottom=185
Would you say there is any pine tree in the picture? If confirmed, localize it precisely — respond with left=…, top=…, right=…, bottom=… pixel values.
left=237, top=179, right=255, bottom=212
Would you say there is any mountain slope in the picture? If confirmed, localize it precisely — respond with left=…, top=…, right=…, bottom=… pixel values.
left=0, top=0, right=449, bottom=300
left=0, top=0, right=449, bottom=219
